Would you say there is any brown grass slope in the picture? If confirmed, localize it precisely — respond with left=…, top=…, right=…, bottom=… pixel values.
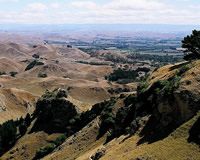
left=44, top=60, right=200, bottom=160
left=1, top=130, right=61, bottom=160
left=101, top=112, right=200, bottom=160
left=0, top=43, right=30, bottom=61
left=0, top=57, right=24, bottom=73
left=0, top=88, right=37, bottom=124
left=43, top=117, right=105, bottom=160
left=99, top=60, right=200, bottom=160
left=57, top=47, right=90, bottom=60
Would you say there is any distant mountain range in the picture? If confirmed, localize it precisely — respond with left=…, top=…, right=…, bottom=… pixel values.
left=0, top=24, right=200, bottom=34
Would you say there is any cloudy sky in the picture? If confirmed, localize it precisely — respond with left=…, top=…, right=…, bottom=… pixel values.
left=0, top=0, right=199, bottom=25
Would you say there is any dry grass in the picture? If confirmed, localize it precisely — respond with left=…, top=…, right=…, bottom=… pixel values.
left=1, top=131, right=61, bottom=160
left=101, top=113, right=200, bottom=160
left=43, top=117, right=106, bottom=160
left=0, top=88, right=37, bottom=124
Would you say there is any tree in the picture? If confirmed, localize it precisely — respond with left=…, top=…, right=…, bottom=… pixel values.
left=19, top=123, right=27, bottom=136
left=182, top=30, right=200, bottom=61
left=0, top=120, right=17, bottom=154
left=25, top=113, right=31, bottom=126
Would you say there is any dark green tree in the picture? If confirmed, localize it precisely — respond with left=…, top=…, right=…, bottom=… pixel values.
left=9, top=71, right=18, bottom=77
left=182, top=30, right=200, bottom=60
left=19, top=123, right=27, bottom=136
left=25, top=113, right=31, bottom=126
left=0, top=120, right=17, bottom=154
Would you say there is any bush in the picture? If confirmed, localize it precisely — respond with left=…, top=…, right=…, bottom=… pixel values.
left=25, top=60, right=44, bottom=71
left=97, top=99, right=116, bottom=139
left=155, top=76, right=181, bottom=96
left=56, top=89, right=68, bottom=98
left=34, top=134, right=67, bottom=159
left=38, top=72, right=47, bottom=78
left=52, top=134, right=67, bottom=146
left=0, top=71, right=6, bottom=75
left=108, top=88, right=131, bottom=94
left=137, top=82, right=149, bottom=96
left=35, top=144, right=56, bottom=159
left=136, top=67, right=150, bottom=73
left=124, top=94, right=137, bottom=107
left=32, top=54, right=40, bottom=59
left=177, top=64, right=190, bottom=76
left=106, top=68, right=139, bottom=82
left=9, top=71, right=18, bottom=77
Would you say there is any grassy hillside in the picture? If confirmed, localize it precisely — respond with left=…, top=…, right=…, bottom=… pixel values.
left=43, top=60, right=200, bottom=160
left=0, top=42, right=199, bottom=160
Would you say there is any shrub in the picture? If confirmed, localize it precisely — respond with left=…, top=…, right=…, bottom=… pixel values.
left=34, top=134, right=66, bottom=159
left=56, top=89, right=68, bottom=98
left=9, top=71, right=18, bottom=77
left=25, top=60, right=44, bottom=71
left=97, top=99, right=116, bottom=139
left=25, top=60, right=37, bottom=71
left=32, top=54, right=40, bottom=59
left=38, top=72, right=47, bottom=78
left=36, top=61, right=44, bottom=65
left=137, top=82, right=149, bottom=96
left=106, top=68, right=139, bottom=82
left=52, top=134, right=67, bottom=146
left=35, top=144, right=56, bottom=159
left=177, top=64, right=190, bottom=76
left=0, top=71, right=6, bottom=76
left=124, top=94, right=137, bottom=107
left=147, top=75, right=181, bottom=99
left=136, top=67, right=150, bottom=73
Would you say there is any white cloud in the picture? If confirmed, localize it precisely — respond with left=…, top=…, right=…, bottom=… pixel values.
left=105, top=0, right=165, bottom=11
left=70, top=1, right=98, bottom=10
left=26, top=2, right=47, bottom=12
left=65, top=0, right=200, bottom=25
left=0, top=0, right=18, bottom=2
left=49, top=3, right=61, bottom=9
left=0, top=0, right=199, bottom=25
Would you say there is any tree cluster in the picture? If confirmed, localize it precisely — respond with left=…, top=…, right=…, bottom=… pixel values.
left=0, top=113, right=31, bottom=155
left=182, top=30, right=200, bottom=60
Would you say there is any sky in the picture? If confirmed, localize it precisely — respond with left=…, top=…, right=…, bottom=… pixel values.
left=0, top=0, right=199, bottom=25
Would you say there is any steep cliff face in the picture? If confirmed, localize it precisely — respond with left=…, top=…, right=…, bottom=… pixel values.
left=145, top=61, right=200, bottom=130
